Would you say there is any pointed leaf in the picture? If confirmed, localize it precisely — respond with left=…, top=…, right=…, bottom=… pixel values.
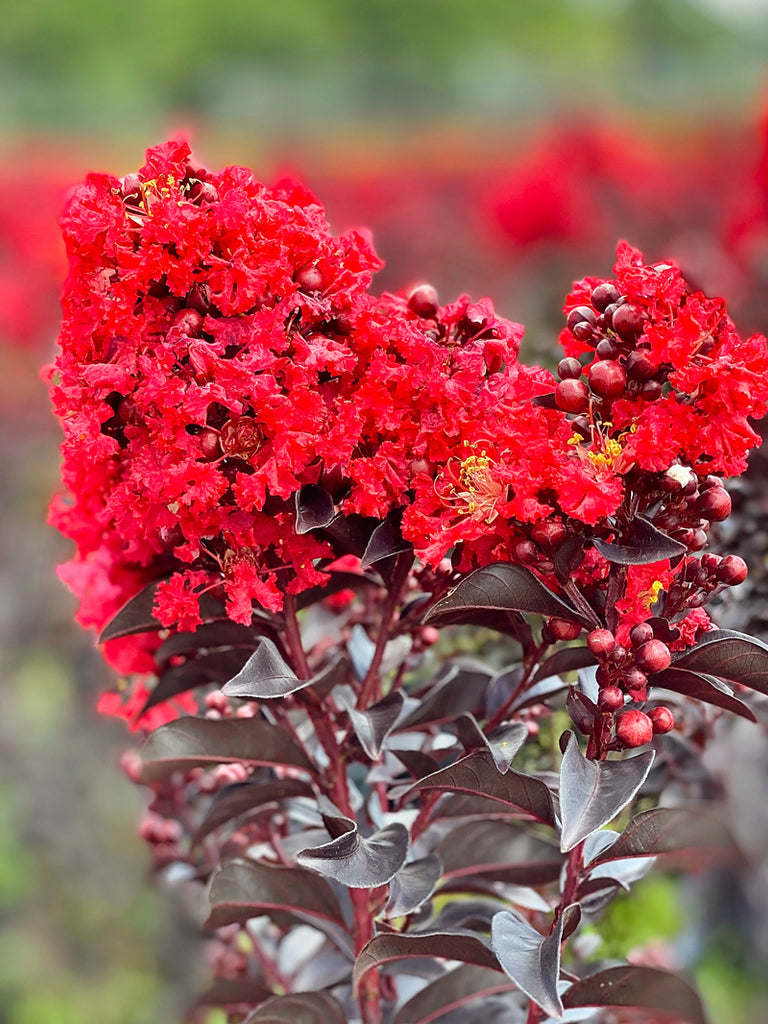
left=394, top=963, right=518, bottom=1024
left=221, top=638, right=301, bottom=698
left=399, top=662, right=494, bottom=730
left=139, top=717, right=313, bottom=782
left=386, top=854, right=443, bottom=918
left=354, top=933, right=499, bottom=994
left=297, top=822, right=409, bottom=887
left=454, top=715, right=527, bottom=773
left=508, top=676, right=570, bottom=715
left=294, top=485, right=336, bottom=533
left=592, top=807, right=739, bottom=865
left=204, top=858, right=345, bottom=931
left=244, top=992, right=346, bottom=1024
left=99, top=580, right=226, bottom=641
left=192, top=778, right=313, bottom=845
left=344, top=691, right=406, bottom=759
left=394, top=751, right=557, bottom=828
left=437, top=819, right=563, bottom=885
left=144, top=649, right=252, bottom=711
left=319, top=512, right=379, bottom=559
left=155, top=621, right=262, bottom=665
left=671, top=630, right=768, bottom=694
left=360, top=516, right=413, bottom=570
left=654, top=668, right=756, bottom=721
left=532, top=648, right=597, bottom=684
left=559, top=733, right=654, bottom=852
left=592, top=516, right=687, bottom=565
left=491, top=908, right=566, bottom=1019
left=561, top=965, right=708, bottom=1024
left=424, top=564, right=589, bottom=628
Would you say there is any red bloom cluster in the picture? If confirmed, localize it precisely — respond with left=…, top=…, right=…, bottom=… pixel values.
left=50, top=143, right=766, bottom=735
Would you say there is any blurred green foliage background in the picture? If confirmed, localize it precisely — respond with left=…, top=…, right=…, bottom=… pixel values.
left=3, top=1, right=768, bottom=1021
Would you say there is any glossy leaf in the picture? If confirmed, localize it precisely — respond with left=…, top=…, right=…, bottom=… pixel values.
left=386, top=854, right=443, bottom=918
left=592, top=515, right=687, bottom=565
left=399, top=662, right=494, bottom=729
left=491, top=907, right=567, bottom=1019
left=204, top=858, right=345, bottom=932
left=222, top=640, right=346, bottom=701
left=244, top=992, right=347, bottom=1024
left=297, top=821, right=409, bottom=887
left=394, top=963, right=518, bottom=1024
left=353, top=932, right=499, bottom=994
left=559, top=733, right=654, bottom=852
left=192, top=778, right=313, bottom=845
left=344, top=691, right=406, bottom=759
left=592, top=807, right=738, bottom=865
left=360, top=516, right=413, bottom=570
left=319, top=512, right=379, bottom=559
left=142, top=649, right=253, bottom=711
left=561, top=965, right=708, bottom=1024
left=294, top=484, right=336, bottom=533
left=532, top=647, right=597, bottom=684
left=671, top=630, right=768, bottom=694
left=155, top=621, right=261, bottom=665
left=454, top=714, right=527, bottom=773
left=437, top=819, right=563, bottom=885
left=139, top=717, right=313, bottom=782
left=394, top=751, right=557, bottom=828
left=99, top=580, right=226, bottom=641
left=424, top=563, right=589, bottom=628
left=654, top=668, right=756, bottom=721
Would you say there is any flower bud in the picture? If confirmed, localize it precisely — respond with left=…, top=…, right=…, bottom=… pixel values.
left=557, top=357, right=582, bottom=380
left=612, top=304, right=645, bottom=343
left=587, top=628, right=616, bottom=656
left=588, top=360, right=626, bottom=399
left=649, top=706, right=675, bottom=735
left=696, top=486, right=732, bottom=522
left=407, top=283, right=439, bottom=318
left=716, top=554, right=748, bottom=586
left=591, top=282, right=621, bottom=312
left=598, top=686, right=625, bottom=711
left=635, top=639, right=671, bottom=673
left=567, top=306, right=597, bottom=330
left=629, top=622, right=654, bottom=647
left=615, top=709, right=654, bottom=748
left=555, top=379, right=590, bottom=412
left=296, top=265, right=324, bottom=292
left=547, top=617, right=582, bottom=641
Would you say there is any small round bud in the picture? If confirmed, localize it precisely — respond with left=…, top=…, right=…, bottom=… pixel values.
left=555, top=379, right=590, bottom=412
left=625, top=349, right=659, bottom=381
left=609, top=644, right=628, bottom=666
left=514, top=540, right=538, bottom=564
left=198, top=427, right=222, bottom=461
left=567, top=305, right=597, bottom=330
left=572, top=321, right=595, bottom=343
left=591, top=282, right=621, bottom=312
left=407, top=283, right=439, bottom=318
left=588, top=360, right=627, bottom=399
left=531, top=520, right=567, bottom=550
left=598, top=686, right=625, bottom=711
left=623, top=666, right=648, bottom=698
left=171, top=308, right=204, bottom=336
left=640, top=380, right=662, bottom=402
left=689, top=528, right=708, bottom=551
left=648, top=706, right=675, bottom=735
left=696, top=486, right=732, bottom=522
left=595, top=338, right=621, bottom=360
left=548, top=617, right=582, bottom=641
left=616, top=709, right=654, bottom=748
left=296, top=265, right=324, bottom=292
left=629, top=622, right=655, bottom=647
left=716, top=554, right=748, bottom=586
left=587, top=628, right=616, bottom=657
left=635, top=639, right=672, bottom=673
left=557, top=357, right=583, bottom=380
left=612, top=304, right=645, bottom=343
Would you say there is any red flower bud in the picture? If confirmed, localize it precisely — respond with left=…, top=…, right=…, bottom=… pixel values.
left=635, top=639, right=671, bottom=673
left=567, top=306, right=597, bottom=330
left=555, top=379, right=590, bottom=412
left=407, top=283, right=439, bottom=318
left=696, top=486, right=732, bottom=522
left=612, top=304, right=645, bottom=342
left=591, top=282, right=621, bottom=312
left=598, top=686, right=625, bottom=711
left=557, top=357, right=582, bottom=380
left=615, top=709, right=654, bottom=748
left=629, top=622, right=654, bottom=647
left=648, top=706, right=675, bottom=735
left=296, top=265, right=324, bottom=292
left=587, top=628, right=616, bottom=656
left=588, top=360, right=626, bottom=399
left=548, top=617, right=582, bottom=641
left=716, top=554, right=748, bottom=586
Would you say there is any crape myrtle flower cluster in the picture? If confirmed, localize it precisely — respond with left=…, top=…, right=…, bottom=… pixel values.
left=50, top=142, right=768, bottom=748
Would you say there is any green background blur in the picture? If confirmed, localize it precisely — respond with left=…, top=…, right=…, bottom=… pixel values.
left=3, top=2, right=768, bottom=1022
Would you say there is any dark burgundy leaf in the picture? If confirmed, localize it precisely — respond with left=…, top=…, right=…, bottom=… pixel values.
left=360, top=516, right=413, bottom=570
left=491, top=907, right=567, bottom=1019
left=532, top=392, right=557, bottom=408
left=155, top=621, right=261, bottom=665
left=319, top=512, right=379, bottom=559
left=398, top=663, right=493, bottom=730
left=394, top=751, right=557, bottom=828
left=294, top=484, right=336, bottom=533
left=532, top=647, right=597, bottom=684
left=143, top=649, right=252, bottom=712
left=353, top=933, right=499, bottom=995
left=424, top=563, right=590, bottom=628
left=592, top=516, right=687, bottom=565
left=654, top=668, right=756, bottom=721
left=296, top=821, right=409, bottom=887
left=204, top=858, right=345, bottom=932
left=648, top=616, right=681, bottom=644
left=671, top=630, right=768, bottom=695
left=454, top=714, right=527, bottom=773
left=437, top=819, right=563, bottom=885
left=392, top=748, right=442, bottom=781
left=386, top=854, right=443, bottom=918
left=393, top=964, right=518, bottom=1024
left=219, top=638, right=295, bottom=699
left=566, top=688, right=597, bottom=736
left=553, top=534, right=587, bottom=583
left=344, top=691, right=406, bottom=759
left=139, top=717, right=313, bottom=782
left=562, top=965, right=708, bottom=1024
left=244, top=991, right=346, bottom=1024
left=421, top=898, right=507, bottom=935
left=559, top=733, right=654, bottom=852
left=508, top=676, right=570, bottom=715
left=592, top=807, right=739, bottom=866
left=560, top=903, right=582, bottom=941
left=576, top=876, right=624, bottom=915
left=194, top=978, right=273, bottom=1008
left=192, top=779, right=313, bottom=845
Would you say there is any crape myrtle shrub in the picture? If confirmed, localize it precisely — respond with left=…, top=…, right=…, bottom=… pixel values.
left=49, top=140, right=768, bottom=1024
